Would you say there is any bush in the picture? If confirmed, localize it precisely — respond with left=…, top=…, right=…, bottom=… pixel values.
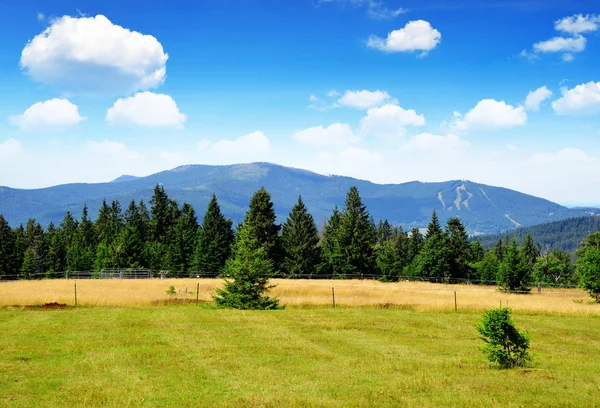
left=165, top=285, right=176, bottom=295
left=477, top=308, right=531, bottom=368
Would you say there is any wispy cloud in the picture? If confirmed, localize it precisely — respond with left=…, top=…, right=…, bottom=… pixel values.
left=317, top=0, right=405, bottom=20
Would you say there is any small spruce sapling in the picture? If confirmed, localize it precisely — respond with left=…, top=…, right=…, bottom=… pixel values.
left=477, top=307, right=531, bottom=368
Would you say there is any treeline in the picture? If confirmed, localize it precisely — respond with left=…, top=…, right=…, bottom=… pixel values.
left=474, top=215, right=600, bottom=254
left=0, top=185, right=597, bottom=293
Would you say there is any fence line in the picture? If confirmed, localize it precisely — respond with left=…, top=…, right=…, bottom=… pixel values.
left=0, top=269, right=581, bottom=292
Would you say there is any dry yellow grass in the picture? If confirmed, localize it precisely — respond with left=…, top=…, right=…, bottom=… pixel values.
left=0, top=278, right=596, bottom=314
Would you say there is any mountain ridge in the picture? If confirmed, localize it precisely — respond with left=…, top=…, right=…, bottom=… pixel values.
left=0, top=162, right=596, bottom=234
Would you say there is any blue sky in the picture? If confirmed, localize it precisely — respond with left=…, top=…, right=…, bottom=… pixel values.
left=0, top=0, right=599, bottom=205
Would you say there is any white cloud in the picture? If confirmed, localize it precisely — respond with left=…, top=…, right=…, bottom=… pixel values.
left=21, top=14, right=168, bottom=94
left=555, top=14, right=600, bottom=34
left=367, top=20, right=441, bottom=55
left=359, top=103, right=425, bottom=138
left=533, top=35, right=586, bottom=53
left=309, top=94, right=320, bottom=102
left=327, top=90, right=340, bottom=98
left=106, top=92, right=186, bottom=129
left=552, top=81, right=600, bottom=115
left=9, top=99, right=85, bottom=130
left=524, top=86, right=553, bottom=111
left=0, top=139, right=23, bottom=159
left=36, top=12, right=45, bottom=21
left=562, top=53, right=574, bottom=62
left=292, top=123, right=359, bottom=148
left=400, top=133, right=470, bottom=153
left=452, top=99, right=526, bottom=133
left=198, top=131, right=271, bottom=160
left=531, top=148, right=591, bottom=164
left=337, top=90, right=395, bottom=109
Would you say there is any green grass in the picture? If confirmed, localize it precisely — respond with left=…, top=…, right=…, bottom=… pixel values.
left=1, top=306, right=599, bottom=407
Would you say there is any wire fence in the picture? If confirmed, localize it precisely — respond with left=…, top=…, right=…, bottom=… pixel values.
left=0, top=269, right=580, bottom=292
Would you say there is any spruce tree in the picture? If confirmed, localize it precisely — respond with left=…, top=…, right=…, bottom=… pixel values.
left=22, top=219, right=46, bottom=278
left=243, top=187, right=283, bottom=271
left=194, top=194, right=234, bottom=275
left=45, top=222, right=67, bottom=277
left=377, top=220, right=393, bottom=245
left=521, top=234, right=540, bottom=270
left=169, top=203, right=199, bottom=274
left=320, top=206, right=342, bottom=276
left=426, top=210, right=442, bottom=240
left=0, top=215, right=14, bottom=278
left=214, top=220, right=280, bottom=310
left=494, top=239, right=505, bottom=262
left=498, top=239, right=530, bottom=292
left=95, top=200, right=112, bottom=245
left=445, top=217, right=472, bottom=279
left=377, top=227, right=408, bottom=280
left=336, top=186, right=377, bottom=277
left=407, top=228, right=424, bottom=264
left=412, top=232, right=452, bottom=279
left=281, top=196, right=321, bottom=278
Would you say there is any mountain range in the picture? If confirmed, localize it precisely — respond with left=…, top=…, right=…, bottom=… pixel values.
left=0, top=162, right=597, bottom=234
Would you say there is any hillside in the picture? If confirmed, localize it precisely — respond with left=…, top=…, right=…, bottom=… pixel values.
left=0, top=162, right=597, bottom=234
left=473, top=215, right=600, bottom=253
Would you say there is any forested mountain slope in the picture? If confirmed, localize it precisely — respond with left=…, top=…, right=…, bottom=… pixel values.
left=0, top=162, right=596, bottom=234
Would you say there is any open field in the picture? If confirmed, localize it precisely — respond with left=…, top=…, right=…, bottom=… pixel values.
left=0, top=278, right=597, bottom=315
left=1, top=305, right=599, bottom=407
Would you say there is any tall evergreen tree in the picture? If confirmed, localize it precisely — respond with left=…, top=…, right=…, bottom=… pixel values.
left=45, top=222, right=66, bottom=277
left=150, top=184, right=173, bottom=243
left=168, top=203, right=199, bottom=274
left=95, top=200, right=112, bottom=245
left=411, top=232, right=452, bottom=279
left=0, top=215, right=14, bottom=278
left=494, top=239, right=505, bottom=262
left=522, top=234, right=540, bottom=267
left=21, top=219, right=46, bottom=278
left=242, top=187, right=283, bottom=271
left=377, top=220, right=393, bottom=246
left=281, top=196, right=321, bottom=278
left=336, top=186, right=377, bottom=276
left=425, top=210, right=442, bottom=240
left=377, top=227, right=409, bottom=280
left=445, top=217, right=472, bottom=279
left=11, top=225, right=26, bottom=276
left=407, top=228, right=424, bottom=264
left=320, top=206, right=342, bottom=276
left=498, top=239, right=530, bottom=292
left=194, top=194, right=234, bottom=275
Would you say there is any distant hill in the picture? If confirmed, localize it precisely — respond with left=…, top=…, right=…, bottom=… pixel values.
left=0, top=162, right=597, bottom=234
left=111, top=175, right=141, bottom=183
left=473, top=215, right=600, bottom=253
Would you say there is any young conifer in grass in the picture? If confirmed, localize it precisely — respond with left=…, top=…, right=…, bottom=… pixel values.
left=281, top=196, right=321, bottom=278
left=477, top=307, right=531, bottom=368
left=213, top=222, right=281, bottom=310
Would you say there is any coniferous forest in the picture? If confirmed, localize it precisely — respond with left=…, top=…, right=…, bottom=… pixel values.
left=0, top=184, right=598, bottom=293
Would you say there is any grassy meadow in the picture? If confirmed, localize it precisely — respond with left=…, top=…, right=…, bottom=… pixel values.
left=0, top=278, right=597, bottom=314
left=1, top=280, right=599, bottom=407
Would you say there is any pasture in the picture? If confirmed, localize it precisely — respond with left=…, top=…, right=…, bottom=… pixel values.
left=1, top=280, right=599, bottom=407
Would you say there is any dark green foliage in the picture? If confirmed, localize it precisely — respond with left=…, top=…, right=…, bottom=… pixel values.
left=407, top=228, right=424, bottom=264
left=377, top=220, right=393, bottom=245
left=411, top=232, right=452, bottom=278
left=194, top=194, right=234, bottom=275
left=150, top=184, right=175, bottom=244
left=0, top=215, right=14, bottom=277
left=426, top=211, right=442, bottom=240
left=445, top=218, right=473, bottom=279
left=376, top=227, right=408, bottom=280
left=213, top=223, right=281, bottom=310
left=494, top=239, right=505, bottom=262
left=169, top=203, right=199, bottom=274
left=576, top=232, right=600, bottom=300
left=45, top=222, right=66, bottom=277
left=281, top=196, right=321, bottom=277
left=474, top=250, right=500, bottom=284
left=533, top=249, right=574, bottom=285
left=243, top=187, right=283, bottom=271
left=336, top=186, right=377, bottom=277
left=477, top=308, right=531, bottom=368
left=497, top=239, right=530, bottom=293
left=522, top=234, right=540, bottom=268
left=320, top=206, right=342, bottom=276
left=21, top=219, right=46, bottom=278
left=475, top=215, right=600, bottom=254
